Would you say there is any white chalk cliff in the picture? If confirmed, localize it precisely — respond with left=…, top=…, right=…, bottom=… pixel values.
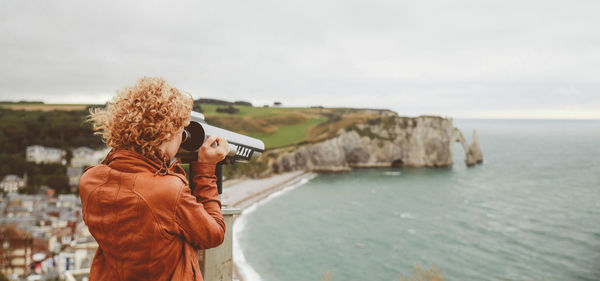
left=272, top=116, right=483, bottom=173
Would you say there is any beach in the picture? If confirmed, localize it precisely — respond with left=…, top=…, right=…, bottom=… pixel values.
left=222, top=170, right=316, bottom=281
left=222, top=171, right=311, bottom=209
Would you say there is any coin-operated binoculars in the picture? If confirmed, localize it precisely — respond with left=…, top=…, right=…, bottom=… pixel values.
left=177, top=111, right=265, bottom=281
left=177, top=111, right=265, bottom=194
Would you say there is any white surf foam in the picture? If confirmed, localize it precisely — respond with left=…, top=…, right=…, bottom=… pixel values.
left=400, top=212, right=414, bottom=219
left=232, top=174, right=317, bottom=281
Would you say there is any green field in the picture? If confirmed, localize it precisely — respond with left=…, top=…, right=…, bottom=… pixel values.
left=250, top=117, right=327, bottom=148
left=200, top=104, right=305, bottom=118
left=202, top=104, right=330, bottom=148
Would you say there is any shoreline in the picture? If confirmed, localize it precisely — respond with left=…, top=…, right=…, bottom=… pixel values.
left=222, top=170, right=311, bottom=209
left=222, top=171, right=316, bottom=281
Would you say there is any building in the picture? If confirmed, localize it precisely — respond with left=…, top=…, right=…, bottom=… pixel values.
left=57, top=194, right=79, bottom=209
left=71, top=146, right=111, bottom=168
left=70, top=147, right=95, bottom=168
left=93, top=147, right=111, bottom=165
left=26, top=145, right=66, bottom=164
left=0, top=188, right=95, bottom=280
left=56, top=238, right=96, bottom=273
left=2, top=194, right=43, bottom=217
left=0, top=224, right=34, bottom=277
left=0, top=174, right=26, bottom=193
left=66, top=167, right=83, bottom=187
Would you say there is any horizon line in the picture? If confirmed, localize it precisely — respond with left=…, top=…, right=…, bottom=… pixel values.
left=1, top=101, right=598, bottom=121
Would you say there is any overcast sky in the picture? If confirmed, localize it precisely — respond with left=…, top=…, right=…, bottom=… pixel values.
left=1, top=0, right=599, bottom=119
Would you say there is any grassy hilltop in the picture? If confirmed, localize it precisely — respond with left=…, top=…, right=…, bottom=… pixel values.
left=0, top=101, right=394, bottom=150
left=199, top=103, right=397, bottom=178
left=202, top=104, right=327, bottom=148
left=202, top=104, right=394, bottom=149
left=0, top=101, right=397, bottom=183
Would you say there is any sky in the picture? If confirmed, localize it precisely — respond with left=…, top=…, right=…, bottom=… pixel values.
left=1, top=0, right=599, bottom=119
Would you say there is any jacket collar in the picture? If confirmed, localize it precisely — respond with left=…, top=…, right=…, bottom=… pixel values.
left=101, top=149, right=188, bottom=183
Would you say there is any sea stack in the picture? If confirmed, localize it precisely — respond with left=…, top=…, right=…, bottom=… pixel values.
left=465, top=130, right=483, bottom=166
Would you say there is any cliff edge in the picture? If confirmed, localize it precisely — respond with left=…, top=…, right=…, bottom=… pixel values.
left=272, top=115, right=483, bottom=173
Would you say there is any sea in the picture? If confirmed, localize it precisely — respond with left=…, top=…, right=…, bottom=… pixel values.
left=233, top=119, right=600, bottom=281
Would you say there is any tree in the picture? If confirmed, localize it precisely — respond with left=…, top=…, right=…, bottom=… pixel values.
left=216, top=105, right=239, bottom=114
left=45, top=174, right=69, bottom=194
left=21, top=184, right=40, bottom=195
left=233, top=100, right=252, bottom=106
left=192, top=100, right=204, bottom=113
left=0, top=108, right=103, bottom=194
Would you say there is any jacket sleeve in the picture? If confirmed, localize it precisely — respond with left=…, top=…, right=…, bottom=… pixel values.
left=174, top=162, right=225, bottom=249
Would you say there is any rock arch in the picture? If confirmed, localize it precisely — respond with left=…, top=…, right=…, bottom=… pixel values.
left=453, top=128, right=483, bottom=166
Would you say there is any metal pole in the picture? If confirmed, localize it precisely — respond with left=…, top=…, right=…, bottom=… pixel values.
left=216, top=164, right=223, bottom=195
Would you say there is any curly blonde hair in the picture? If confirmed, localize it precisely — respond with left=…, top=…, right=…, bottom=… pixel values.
left=89, top=77, right=193, bottom=158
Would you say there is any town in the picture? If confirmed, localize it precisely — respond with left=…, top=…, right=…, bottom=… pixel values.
left=1, top=145, right=110, bottom=280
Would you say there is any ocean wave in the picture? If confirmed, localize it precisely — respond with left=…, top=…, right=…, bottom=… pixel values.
left=393, top=211, right=415, bottom=219
left=400, top=212, right=414, bottom=219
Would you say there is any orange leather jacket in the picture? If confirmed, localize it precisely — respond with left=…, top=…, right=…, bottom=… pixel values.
left=79, top=149, right=225, bottom=281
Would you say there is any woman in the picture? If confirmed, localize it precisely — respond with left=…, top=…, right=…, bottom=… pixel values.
left=79, top=77, right=229, bottom=280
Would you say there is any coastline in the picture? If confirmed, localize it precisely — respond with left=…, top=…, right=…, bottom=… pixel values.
left=222, top=171, right=316, bottom=281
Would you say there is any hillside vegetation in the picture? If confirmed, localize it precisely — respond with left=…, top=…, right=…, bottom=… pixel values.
left=0, top=102, right=90, bottom=111
left=0, top=101, right=397, bottom=182
left=0, top=101, right=396, bottom=150
left=0, top=107, right=104, bottom=193
left=203, top=104, right=393, bottom=148
left=200, top=105, right=397, bottom=178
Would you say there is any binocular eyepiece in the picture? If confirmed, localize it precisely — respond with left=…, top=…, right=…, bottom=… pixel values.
left=181, top=130, right=192, bottom=145
left=177, top=111, right=265, bottom=163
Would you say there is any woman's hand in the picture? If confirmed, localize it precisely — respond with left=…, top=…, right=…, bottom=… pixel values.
left=197, top=136, right=230, bottom=164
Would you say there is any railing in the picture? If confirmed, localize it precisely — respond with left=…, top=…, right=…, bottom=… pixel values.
left=199, top=205, right=241, bottom=281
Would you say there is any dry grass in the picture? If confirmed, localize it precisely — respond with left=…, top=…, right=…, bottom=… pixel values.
left=262, top=112, right=308, bottom=125
left=306, top=112, right=381, bottom=141
left=206, top=111, right=310, bottom=134
left=0, top=104, right=88, bottom=111
left=206, top=110, right=329, bottom=148
left=207, top=116, right=277, bottom=134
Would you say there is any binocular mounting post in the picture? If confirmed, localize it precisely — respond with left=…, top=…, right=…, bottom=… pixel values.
left=182, top=153, right=229, bottom=196
left=216, top=161, right=224, bottom=195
